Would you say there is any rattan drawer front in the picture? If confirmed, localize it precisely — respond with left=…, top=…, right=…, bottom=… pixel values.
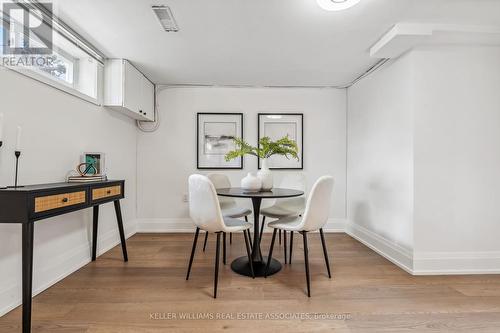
left=34, top=191, right=87, bottom=213
left=92, top=185, right=121, bottom=201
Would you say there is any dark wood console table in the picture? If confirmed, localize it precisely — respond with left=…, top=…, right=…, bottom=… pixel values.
left=0, top=180, right=128, bottom=333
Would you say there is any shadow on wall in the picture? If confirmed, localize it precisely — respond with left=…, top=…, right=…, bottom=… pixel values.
left=351, top=172, right=413, bottom=250
left=352, top=201, right=372, bottom=228
left=0, top=225, right=21, bottom=258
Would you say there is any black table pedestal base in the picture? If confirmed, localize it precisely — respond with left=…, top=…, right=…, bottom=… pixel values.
left=231, top=256, right=281, bottom=277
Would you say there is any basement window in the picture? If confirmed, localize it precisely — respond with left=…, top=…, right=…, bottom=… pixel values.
left=0, top=2, right=104, bottom=104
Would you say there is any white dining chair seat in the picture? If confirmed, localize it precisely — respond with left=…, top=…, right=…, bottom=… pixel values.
left=267, top=216, right=304, bottom=231
left=260, top=206, right=299, bottom=219
left=221, top=206, right=252, bottom=219
left=223, top=216, right=253, bottom=232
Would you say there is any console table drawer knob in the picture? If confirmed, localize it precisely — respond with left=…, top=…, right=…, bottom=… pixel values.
left=62, top=198, right=68, bottom=203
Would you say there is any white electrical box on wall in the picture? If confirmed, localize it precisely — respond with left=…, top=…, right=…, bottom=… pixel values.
left=104, top=59, right=155, bottom=122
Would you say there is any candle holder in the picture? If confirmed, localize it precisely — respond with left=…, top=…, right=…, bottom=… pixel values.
left=0, top=141, right=4, bottom=189
left=14, top=150, right=21, bottom=188
left=6, top=151, right=23, bottom=189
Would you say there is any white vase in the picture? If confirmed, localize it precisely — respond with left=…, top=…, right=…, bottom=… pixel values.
left=241, top=172, right=262, bottom=192
left=258, top=158, right=273, bottom=191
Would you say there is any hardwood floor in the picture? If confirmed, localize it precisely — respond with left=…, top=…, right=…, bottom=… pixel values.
left=2, top=232, right=500, bottom=332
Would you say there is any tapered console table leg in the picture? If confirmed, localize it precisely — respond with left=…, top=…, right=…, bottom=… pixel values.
left=114, top=200, right=128, bottom=262
left=92, top=205, right=99, bottom=261
left=22, top=222, right=34, bottom=333
left=231, top=196, right=281, bottom=277
left=251, top=197, right=262, bottom=262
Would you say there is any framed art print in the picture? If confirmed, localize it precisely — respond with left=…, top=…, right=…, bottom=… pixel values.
left=81, top=152, right=106, bottom=175
left=258, top=113, right=303, bottom=169
left=197, top=113, right=243, bottom=169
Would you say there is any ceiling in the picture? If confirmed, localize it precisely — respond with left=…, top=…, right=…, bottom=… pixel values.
left=50, top=0, right=500, bottom=86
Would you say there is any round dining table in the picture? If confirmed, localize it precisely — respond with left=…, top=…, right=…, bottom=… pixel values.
left=216, top=187, right=304, bottom=277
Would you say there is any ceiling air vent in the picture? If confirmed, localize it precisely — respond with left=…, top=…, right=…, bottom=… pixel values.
left=152, top=5, right=179, bottom=32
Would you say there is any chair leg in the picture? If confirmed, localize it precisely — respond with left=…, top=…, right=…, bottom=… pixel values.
left=302, top=231, right=311, bottom=297
left=230, top=232, right=232, bottom=244
left=203, top=231, right=208, bottom=252
left=279, top=229, right=282, bottom=245
left=186, top=227, right=200, bottom=280
left=223, top=232, right=227, bottom=265
left=259, top=216, right=266, bottom=240
left=289, top=231, right=294, bottom=264
left=214, top=232, right=221, bottom=298
left=319, top=228, right=332, bottom=278
left=284, top=230, right=287, bottom=264
left=264, top=229, right=278, bottom=278
left=243, top=230, right=255, bottom=278
left=244, top=215, right=253, bottom=248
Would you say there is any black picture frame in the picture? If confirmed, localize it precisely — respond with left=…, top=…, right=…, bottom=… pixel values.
left=258, top=113, right=304, bottom=170
left=197, top=112, right=244, bottom=169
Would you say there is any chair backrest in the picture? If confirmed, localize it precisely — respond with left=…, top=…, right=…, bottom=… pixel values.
left=301, top=176, right=334, bottom=231
left=275, top=173, right=306, bottom=211
left=188, top=174, right=226, bottom=232
left=207, top=173, right=235, bottom=207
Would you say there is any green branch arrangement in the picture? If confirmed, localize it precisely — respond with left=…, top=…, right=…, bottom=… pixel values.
left=225, top=136, right=299, bottom=161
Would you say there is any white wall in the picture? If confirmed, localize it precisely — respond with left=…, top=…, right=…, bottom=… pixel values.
left=0, top=68, right=138, bottom=315
left=412, top=46, right=500, bottom=273
left=347, top=45, right=500, bottom=274
left=137, top=87, right=346, bottom=231
left=347, top=52, right=415, bottom=270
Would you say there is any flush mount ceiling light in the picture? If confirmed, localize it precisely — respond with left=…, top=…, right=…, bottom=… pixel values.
left=317, top=0, right=361, bottom=11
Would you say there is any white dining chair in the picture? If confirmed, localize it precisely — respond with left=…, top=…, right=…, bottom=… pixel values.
left=264, top=176, right=334, bottom=297
left=204, top=174, right=253, bottom=256
left=186, top=174, right=254, bottom=298
left=259, top=173, right=306, bottom=263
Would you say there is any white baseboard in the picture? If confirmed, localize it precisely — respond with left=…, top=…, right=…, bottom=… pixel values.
left=323, top=218, right=347, bottom=232
left=413, top=251, right=500, bottom=275
left=0, top=222, right=137, bottom=317
left=136, top=218, right=194, bottom=233
left=136, top=217, right=347, bottom=233
left=345, top=222, right=414, bottom=274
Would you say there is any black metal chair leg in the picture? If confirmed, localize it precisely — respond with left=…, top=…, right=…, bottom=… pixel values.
left=186, top=227, right=200, bottom=280
left=214, top=232, right=221, bottom=298
left=203, top=231, right=208, bottom=252
left=264, top=229, right=278, bottom=278
left=320, top=228, right=332, bottom=278
left=243, top=230, right=255, bottom=278
left=289, top=231, right=294, bottom=264
left=302, top=231, right=311, bottom=297
left=279, top=229, right=282, bottom=245
left=223, top=232, right=227, bottom=265
left=230, top=232, right=232, bottom=244
left=259, top=216, right=266, bottom=240
left=284, top=230, right=287, bottom=264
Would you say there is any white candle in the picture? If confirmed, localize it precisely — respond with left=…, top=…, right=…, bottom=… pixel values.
left=15, top=126, right=22, bottom=151
left=0, top=113, right=4, bottom=142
